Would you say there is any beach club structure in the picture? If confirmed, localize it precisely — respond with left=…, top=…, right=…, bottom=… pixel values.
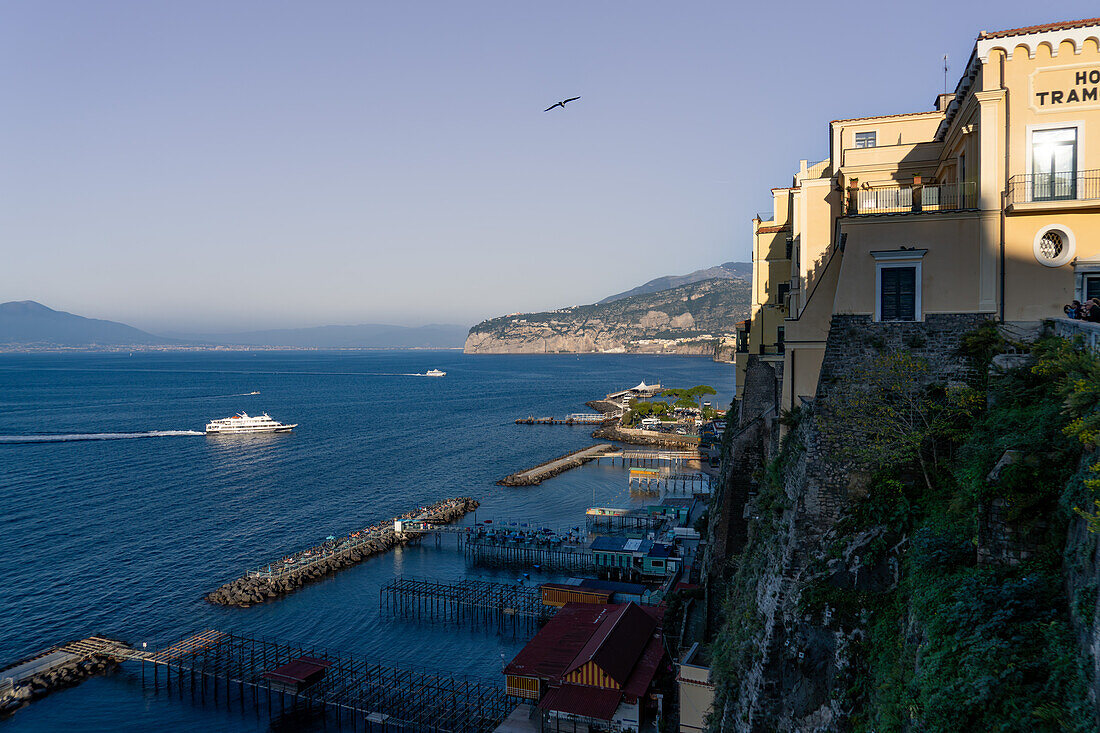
left=504, top=602, right=668, bottom=731
left=590, top=537, right=680, bottom=581
left=735, top=16, right=1100, bottom=411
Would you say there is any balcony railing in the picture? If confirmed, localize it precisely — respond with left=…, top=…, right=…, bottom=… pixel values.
left=847, top=181, right=977, bottom=215
left=1008, top=170, right=1100, bottom=205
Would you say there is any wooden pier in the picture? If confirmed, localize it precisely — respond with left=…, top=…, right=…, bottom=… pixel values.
left=137, top=630, right=513, bottom=731
left=595, top=449, right=701, bottom=469
left=585, top=509, right=666, bottom=534
left=497, top=443, right=614, bottom=486
left=380, top=577, right=552, bottom=628
left=465, top=536, right=594, bottom=572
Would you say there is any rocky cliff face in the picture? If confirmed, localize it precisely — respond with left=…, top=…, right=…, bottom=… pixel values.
left=706, top=317, right=1099, bottom=732
left=464, top=278, right=748, bottom=357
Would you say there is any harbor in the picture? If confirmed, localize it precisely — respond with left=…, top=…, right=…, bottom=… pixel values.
left=1, top=360, right=733, bottom=730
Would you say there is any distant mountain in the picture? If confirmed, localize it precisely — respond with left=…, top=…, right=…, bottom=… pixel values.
left=0, top=301, right=175, bottom=347
left=598, top=261, right=751, bottom=304
left=0, top=300, right=469, bottom=349
left=194, top=323, right=470, bottom=349
left=465, top=278, right=751, bottom=358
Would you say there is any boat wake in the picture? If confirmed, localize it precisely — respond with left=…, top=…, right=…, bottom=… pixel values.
left=0, top=430, right=205, bottom=444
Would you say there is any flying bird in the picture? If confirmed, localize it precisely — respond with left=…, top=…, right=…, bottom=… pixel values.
left=544, top=96, right=580, bottom=112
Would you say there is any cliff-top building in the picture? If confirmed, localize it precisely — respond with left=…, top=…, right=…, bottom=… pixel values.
left=737, top=16, right=1100, bottom=420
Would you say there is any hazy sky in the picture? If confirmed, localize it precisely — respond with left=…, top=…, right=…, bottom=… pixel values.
left=3, top=1, right=1096, bottom=332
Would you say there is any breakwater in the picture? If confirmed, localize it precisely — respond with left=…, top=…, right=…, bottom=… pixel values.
left=497, top=444, right=614, bottom=486
left=205, top=497, right=479, bottom=608
left=0, top=637, right=129, bottom=718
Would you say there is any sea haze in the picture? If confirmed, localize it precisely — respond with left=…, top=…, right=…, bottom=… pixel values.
left=0, top=350, right=732, bottom=732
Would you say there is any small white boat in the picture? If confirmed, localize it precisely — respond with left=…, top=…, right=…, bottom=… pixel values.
left=205, top=412, right=297, bottom=435
left=425, top=369, right=446, bottom=377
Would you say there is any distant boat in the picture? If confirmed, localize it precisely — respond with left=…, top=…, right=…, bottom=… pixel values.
left=425, top=369, right=446, bottom=377
left=205, top=412, right=296, bottom=435
left=248, top=391, right=260, bottom=395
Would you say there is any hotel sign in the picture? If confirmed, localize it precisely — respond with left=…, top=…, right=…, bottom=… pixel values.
left=1030, top=64, right=1100, bottom=112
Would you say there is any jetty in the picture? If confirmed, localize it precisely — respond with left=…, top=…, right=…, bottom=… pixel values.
left=513, top=413, right=610, bottom=425
left=497, top=443, right=614, bottom=486
left=465, top=533, right=595, bottom=572
left=205, top=497, right=479, bottom=608
left=2, top=630, right=513, bottom=731
left=595, top=449, right=701, bottom=468
left=0, top=637, right=129, bottom=716
left=380, top=576, right=552, bottom=628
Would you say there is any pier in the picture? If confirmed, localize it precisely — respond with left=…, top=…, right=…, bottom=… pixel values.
left=142, top=630, right=512, bottom=731
left=380, top=576, right=552, bottom=628
left=465, top=535, right=595, bottom=572
left=3, top=631, right=514, bottom=729
left=595, top=449, right=701, bottom=468
left=585, top=508, right=667, bottom=534
left=514, top=413, right=611, bottom=425
left=205, top=497, right=479, bottom=608
left=497, top=443, right=614, bottom=486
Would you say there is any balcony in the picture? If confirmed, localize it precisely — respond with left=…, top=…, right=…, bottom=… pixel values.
left=846, top=182, right=977, bottom=216
left=1007, top=170, right=1100, bottom=210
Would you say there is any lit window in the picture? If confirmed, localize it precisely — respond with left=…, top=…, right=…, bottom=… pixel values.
left=1031, top=128, right=1077, bottom=201
left=855, top=131, right=877, bottom=148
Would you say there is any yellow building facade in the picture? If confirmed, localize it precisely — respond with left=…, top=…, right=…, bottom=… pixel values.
left=741, top=17, right=1100, bottom=415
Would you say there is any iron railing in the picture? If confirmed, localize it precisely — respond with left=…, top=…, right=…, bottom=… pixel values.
left=847, top=181, right=977, bottom=215
left=1008, top=170, right=1100, bottom=205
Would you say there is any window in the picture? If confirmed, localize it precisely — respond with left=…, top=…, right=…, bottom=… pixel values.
left=855, top=131, right=877, bottom=148
left=1033, top=224, right=1076, bottom=267
left=785, top=237, right=794, bottom=259
left=1086, top=275, right=1100, bottom=302
left=1031, top=127, right=1077, bottom=201
left=777, top=283, right=790, bottom=307
left=880, top=267, right=916, bottom=321
left=776, top=327, right=785, bottom=353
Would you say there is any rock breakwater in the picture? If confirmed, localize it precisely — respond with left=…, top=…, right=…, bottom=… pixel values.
left=205, top=497, right=479, bottom=608
left=0, top=654, right=118, bottom=717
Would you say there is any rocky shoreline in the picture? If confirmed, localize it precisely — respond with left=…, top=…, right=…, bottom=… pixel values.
left=591, top=424, right=702, bottom=449
left=0, top=655, right=117, bottom=717
left=204, top=497, right=479, bottom=608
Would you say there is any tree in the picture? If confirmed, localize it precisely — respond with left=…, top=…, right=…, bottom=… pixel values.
left=688, top=384, right=717, bottom=412
left=820, top=351, right=941, bottom=490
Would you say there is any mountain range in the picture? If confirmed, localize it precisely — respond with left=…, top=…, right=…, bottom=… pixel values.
left=0, top=301, right=468, bottom=350
left=2, top=261, right=751, bottom=351
left=597, top=261, right=752, bottom=303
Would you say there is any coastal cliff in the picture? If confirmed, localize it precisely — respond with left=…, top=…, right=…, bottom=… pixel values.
left=704, top=319, right=1100, bottom=731
left=464, top=278, right=749, bottom=357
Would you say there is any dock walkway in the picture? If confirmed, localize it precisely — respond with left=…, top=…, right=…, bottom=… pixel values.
left=497, top=444, right=614, bottom=486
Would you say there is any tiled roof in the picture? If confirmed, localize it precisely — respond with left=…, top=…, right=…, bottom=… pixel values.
left=756, top=225, right=790, bottom=234
left=564, top=602, right=659, bottom=685
left=978, top=17, right=1100, bottom=40
left=830, top=110, right=942, bottom=125
left=503, top=604, right=610, bottom=678
left=537, top=684, right=622, bottom=720
left=622, top=634, right=666, bottom=699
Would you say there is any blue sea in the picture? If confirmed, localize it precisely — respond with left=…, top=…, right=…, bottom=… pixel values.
left=0, top=350, right=732, bottom=731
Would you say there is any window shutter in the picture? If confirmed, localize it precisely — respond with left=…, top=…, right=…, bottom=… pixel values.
left=880, top=267, right=916, bottom=321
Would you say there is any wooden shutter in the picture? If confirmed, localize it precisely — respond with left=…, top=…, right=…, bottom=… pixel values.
left=881, top=267, right=916, bottom=321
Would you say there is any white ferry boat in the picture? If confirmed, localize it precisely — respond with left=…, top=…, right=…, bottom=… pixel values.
left=425, top=369, right=446, bottom=377
left=205, top=412, right=297, bottom=435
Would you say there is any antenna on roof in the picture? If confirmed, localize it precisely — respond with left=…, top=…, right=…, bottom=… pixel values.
left=943, top=54, right=949, bottom=96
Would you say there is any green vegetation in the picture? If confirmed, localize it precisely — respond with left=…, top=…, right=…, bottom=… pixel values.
left=622, top=384, right=719, bottom=426
left=710, top=323, right=1100, bottom=731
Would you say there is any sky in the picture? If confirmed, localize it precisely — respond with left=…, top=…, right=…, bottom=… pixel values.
left=3, top=1, right=1098, bottom=333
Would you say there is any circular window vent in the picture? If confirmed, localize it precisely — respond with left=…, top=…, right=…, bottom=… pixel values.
left=1033, top=225, right=1075, bottom=267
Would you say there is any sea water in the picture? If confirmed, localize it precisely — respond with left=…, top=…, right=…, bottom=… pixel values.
left=0, top=350, right=732, bottom=731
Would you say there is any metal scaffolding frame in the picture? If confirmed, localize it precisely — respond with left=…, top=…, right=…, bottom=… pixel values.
left=138, top=629, right=513, bottom=732
left=380, top=576, right=552, bottom=628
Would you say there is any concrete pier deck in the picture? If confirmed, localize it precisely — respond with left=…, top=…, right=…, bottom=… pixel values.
left=497, top=444, right=614, bottom=486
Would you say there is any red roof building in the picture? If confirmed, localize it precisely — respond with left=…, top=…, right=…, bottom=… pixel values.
left=504, top=602, right=667, bottom=730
